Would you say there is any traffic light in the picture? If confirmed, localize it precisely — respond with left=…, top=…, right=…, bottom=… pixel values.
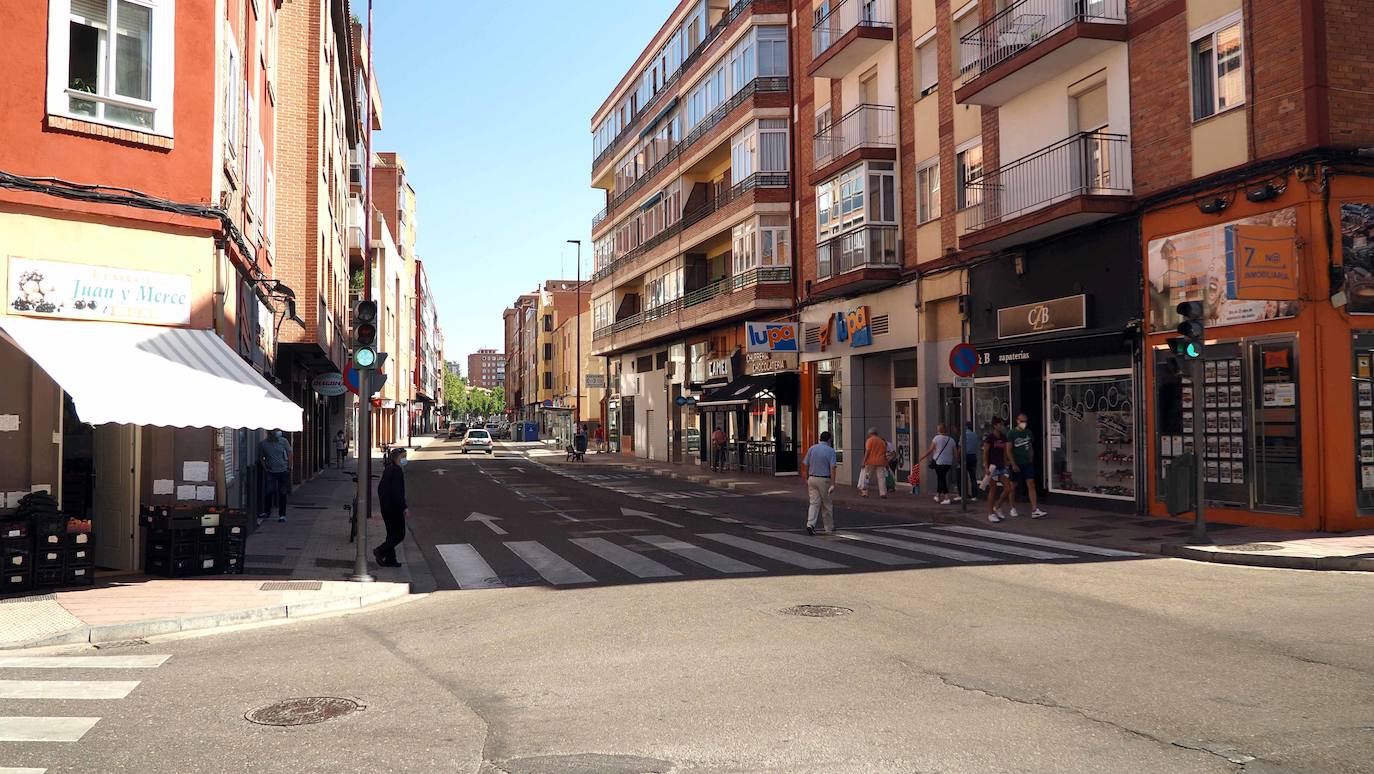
left=351, top=299, right=379, bottom=370
left=1173, top=300, right=1205, bottom=360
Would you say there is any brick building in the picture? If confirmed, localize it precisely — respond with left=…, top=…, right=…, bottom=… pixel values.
left=467, top=348, right=504, bottom=390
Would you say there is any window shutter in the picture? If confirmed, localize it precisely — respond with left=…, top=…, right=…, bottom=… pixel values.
left=1074, top=84, right=1108, bottom=132
left=919, top=42, right=937, bottom=94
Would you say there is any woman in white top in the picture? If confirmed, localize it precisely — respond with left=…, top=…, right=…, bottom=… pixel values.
left=916, top=423, right=959, bottom=505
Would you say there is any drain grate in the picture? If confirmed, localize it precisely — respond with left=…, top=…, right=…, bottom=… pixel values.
left=1216, top=543, right=1283, bottom=552
left=259, top=581, right=323, bottom=591
left=780, top=604, right=853, bottom=618
left=245, top=697, right=362, bottom=726
left=94, top=639, right=148, bottom=649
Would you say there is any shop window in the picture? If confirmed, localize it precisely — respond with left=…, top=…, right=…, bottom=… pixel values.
left=1048, top=372, right=1135, bottom=500
left=1354, top=334, right=1374, bottom=514
left=893, top=355, right=918, bottom=389
left=816, top=358, right=844, bottom=462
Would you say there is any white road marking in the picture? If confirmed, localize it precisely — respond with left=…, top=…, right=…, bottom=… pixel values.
left=840, top=532, right=998, bottom=563
left=883, top=528, right=1074, bottom=560
left=0, top=717, right=100, bottom=742
left=621, top=507, right=683, bottom=528
left=699, top=533, right=846, bottom=570
left=763, top=532, right=925, bottom=566
left=0, top=681, right=140, bottom=700
left=570, top=538, right=681, bottom=579
left=935, top=526, right=1141, bottom=557
left=688, top=510, right=714, bottom=516
left=633, top=535, right=764, bottom=574
left=465, top=512, right=508, bottom=536
left=0, top=767, right=48, bottom=773
left=505, top=541, right=596, bottom=585
left=0, top=656, right=170, bottom=670
left=759, top=490, right=792, bottom=496
left=436, top=544, right=506, bottom=589
left=713, top=516, right=743, bottom=523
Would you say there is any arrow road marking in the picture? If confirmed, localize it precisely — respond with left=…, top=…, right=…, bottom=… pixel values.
left=465, top=512, right=508, bottom=535
left=621, top=507, right=683, bottom=528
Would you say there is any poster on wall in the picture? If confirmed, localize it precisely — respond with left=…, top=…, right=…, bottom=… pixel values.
left=1147, top=208, right=1301, bottom=332
left=8, top=257, right=193, bottom=326
left=1341, top=203, right=1374, bottom=313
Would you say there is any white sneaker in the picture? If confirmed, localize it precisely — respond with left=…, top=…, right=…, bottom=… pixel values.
left=951, top=496, right=962, bottom=502
left=940, top=498, right=951, bottom=505
left=988, top=512, right=1004, bottom=523
left=1009, top=508, right=1019, bottom=518
left=933, top=495, right=942, bottom=503
left=1031, top=508, right=1047, bottom=518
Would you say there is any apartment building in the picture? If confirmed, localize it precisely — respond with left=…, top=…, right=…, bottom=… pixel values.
left=370, top=152, right=418, bottom=445
left=415, top=260, right=443, bottom=433
left=467, top=348, right=504, bottom=390
left=532, top=281, right=588, bottom=438
left=274, top=0, right=358, bottom=479
left=589, top=0, right=798, bottom=471
left=0, top=1, right=303, bottom=571
left=554, top=310, right=605, bottom=446
left=503, top=293, right=539, bottom=418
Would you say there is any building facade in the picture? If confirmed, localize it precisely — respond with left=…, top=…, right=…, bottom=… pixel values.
left=467, top=348, right=504, bottom=390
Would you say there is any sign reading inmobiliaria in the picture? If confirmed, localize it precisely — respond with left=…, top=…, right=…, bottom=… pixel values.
left=8, top=257, right=193, bottom=326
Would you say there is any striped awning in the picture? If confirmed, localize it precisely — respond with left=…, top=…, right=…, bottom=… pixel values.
left=0, top=316, right=302, bottom=430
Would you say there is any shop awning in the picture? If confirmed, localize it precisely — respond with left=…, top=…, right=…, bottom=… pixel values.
left=0, top=317, right=302, bottom=431
left=698, top=375, right=776, bottom=407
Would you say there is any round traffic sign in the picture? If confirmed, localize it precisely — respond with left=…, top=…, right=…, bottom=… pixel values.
left=949, top=343, right=979, bottom=378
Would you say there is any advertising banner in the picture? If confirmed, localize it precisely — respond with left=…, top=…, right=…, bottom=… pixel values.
left=1341, top=203, right=1374, bottom=313
left=746, top=322, right=800, bottom=353
left=8, top=257, right=193, bottom=326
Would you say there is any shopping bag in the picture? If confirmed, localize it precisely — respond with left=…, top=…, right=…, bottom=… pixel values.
left=885, top=469, right=897, bottom=492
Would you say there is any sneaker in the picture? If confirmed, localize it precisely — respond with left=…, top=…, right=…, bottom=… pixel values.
left=1009, top=508, right=1020, bottom=518
left=940, top=498, right=951, bottom=505
left=256, top=514, right=267, bottom=526
left=806, top=525, right=815, bottom=536
left=1031, top=508, right=1047, bottom=518
left=988, top=512, right=1004, bottom=523
left=933, top=495, right=942, bottom=503
left=278, top=515, right=287, bottom=523
left=951, top=496, right=962, bottom=502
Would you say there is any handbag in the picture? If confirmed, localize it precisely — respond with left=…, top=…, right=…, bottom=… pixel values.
left=928, top=437, right=952, bottom=471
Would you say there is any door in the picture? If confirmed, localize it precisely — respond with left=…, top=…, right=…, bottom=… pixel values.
left=93, top=424, right=139, bottom=570
left=859, top=70, right=879, bottom=143
left=645, top=409, right=655, bottom=459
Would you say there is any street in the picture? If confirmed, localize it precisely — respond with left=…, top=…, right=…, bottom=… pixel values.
left=3, top=438, right=1372, bottom=773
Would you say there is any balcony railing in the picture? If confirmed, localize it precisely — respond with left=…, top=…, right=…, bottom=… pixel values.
left=594, top=267, right=792, bottom=343
left=813, top=104, right=896, bottom=170
left=347, top=196, right=366, bottom=252
left=813, top=0, right=894, bottom=57
left=592, top=0, right=758, bottom=173
left=959, top=0, right=1127, bottom=79
left=592, top=207, right=608, bottom=229
left=958, top=131, right=1130, bottom=233
left=592, top=171, right=790, bottom=282
left=816, top=224, right=899, bottom=280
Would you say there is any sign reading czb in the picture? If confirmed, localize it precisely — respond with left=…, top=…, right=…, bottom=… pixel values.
left=997, top=294, right=1087, bottom=339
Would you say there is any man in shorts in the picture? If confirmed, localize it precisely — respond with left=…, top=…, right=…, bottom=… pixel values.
left=1006, top=412, right=1046, bottom=518
left=983, top=417, right=1011, bottom=523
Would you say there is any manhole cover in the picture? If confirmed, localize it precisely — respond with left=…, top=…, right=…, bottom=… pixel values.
left=245, top=697, right=362, bottom=726
left=259, top=581, right=323, bottom=591
left=1219, top=543, right=1283, bottom=552
left=780, top=604, right=853, bottom=618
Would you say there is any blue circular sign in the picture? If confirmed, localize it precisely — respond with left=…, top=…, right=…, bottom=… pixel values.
left=949, top=344, right=979, bottom=378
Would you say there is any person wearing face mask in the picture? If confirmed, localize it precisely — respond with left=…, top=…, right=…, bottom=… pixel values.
left=374, top=447, right=409, bottom=567
left=257, top=429, right=293, bottom=525
left=1006, top=412, right=1046, bottom=518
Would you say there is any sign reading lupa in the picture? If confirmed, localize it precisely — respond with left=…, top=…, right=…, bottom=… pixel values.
left=746, top=322, right=800, bottom=353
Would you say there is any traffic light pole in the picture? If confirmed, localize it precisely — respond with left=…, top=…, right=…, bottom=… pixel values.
left=1190, top=356, right=1210, bottom=544
left=350, top=370, right=374, bottom=582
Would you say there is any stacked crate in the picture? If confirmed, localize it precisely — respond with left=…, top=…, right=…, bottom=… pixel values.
left=1, top=517, right=30, bottom=594
left=0, top=492, right=95, bottom=595
left=141, top=506, right=247, bottom=577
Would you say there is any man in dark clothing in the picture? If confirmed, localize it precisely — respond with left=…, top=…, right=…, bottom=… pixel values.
left=374, top=447, right=408, bottom=568
left=258, top=429, right=292, bottom=525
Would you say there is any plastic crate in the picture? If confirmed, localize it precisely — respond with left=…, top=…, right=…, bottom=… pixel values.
left=2, top=539, right=30, bottom=571
left=145, top=556, right=193, bottom=577
left=1, top=569, right=31, bottom=594
left=221, top=554, right=243, bottom=575
left=192, top=554, right=222, bottom=575
left=64, top=566, right=94, bottom=586
left=0, top=520, right=27, bottom=540
left=66, top=531, right=90, bottom=547
left=194, top=525, right=221, bottom=542
left=33, top=567, right=64, bottom=587
left=145, top=538, right=196, bottom=559
left=35, top=547, right=64, bottom=568
left=67, top=546, right=92, bottom=566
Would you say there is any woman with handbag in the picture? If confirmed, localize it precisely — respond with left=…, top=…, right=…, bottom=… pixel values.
left=915, top=423, right=958, bottom=505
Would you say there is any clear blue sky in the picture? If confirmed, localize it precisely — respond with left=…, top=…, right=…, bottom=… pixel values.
left=370, top=0, right=677, bottom=369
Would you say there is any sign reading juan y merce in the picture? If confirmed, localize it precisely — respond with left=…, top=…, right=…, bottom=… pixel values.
left=8, top=257, right=193, bottom=326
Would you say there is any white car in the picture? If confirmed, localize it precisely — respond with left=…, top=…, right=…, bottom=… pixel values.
left=461, top=428, right=493, bottom=455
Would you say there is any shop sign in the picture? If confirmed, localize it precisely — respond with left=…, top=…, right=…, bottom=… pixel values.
left=997, top=295, right=1087, bottom=340
left=585, top=374, right=606, bottom=388
left=381, top=399, right=396, bottom=409
left=1225, top=226, right=1299, bottom=301
left=8, top=257, right=193, bottom=325
left=312, top=372, right=347, bottom=397
left=746, top=322, right=800, bottom=353
left=707, top=357, right=732, bottom=382
left=744, top=351, right=798, bottom=375
left=819, top=305, right=873, bottom=350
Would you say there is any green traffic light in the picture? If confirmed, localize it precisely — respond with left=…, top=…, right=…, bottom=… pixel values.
left=1184, top=341, right=1201, bottom=359
left=354, top=348, right=377, bottom=369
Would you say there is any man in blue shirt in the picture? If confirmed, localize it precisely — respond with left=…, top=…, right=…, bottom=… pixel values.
left=802, top=431, right=838, bottom=535
left=257, top=429, right=292, bottom=525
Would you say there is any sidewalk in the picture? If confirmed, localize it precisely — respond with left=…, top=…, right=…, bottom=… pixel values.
left=537, top=450, right=1374, bottom=572
left=0, top=439, right=445, bottom=650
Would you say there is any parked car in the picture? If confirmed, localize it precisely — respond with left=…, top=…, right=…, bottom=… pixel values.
left=461, top=428, right=493, bottom=454
left=449, top=422, right=468, bottom=439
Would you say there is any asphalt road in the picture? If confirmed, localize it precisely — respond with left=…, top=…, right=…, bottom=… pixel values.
left=3, top=438, right=1373, bottom=773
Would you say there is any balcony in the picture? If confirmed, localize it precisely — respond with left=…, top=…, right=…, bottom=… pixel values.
left=956, top=0, right=1127, bottom=107
left=592, top=267, right=792, bottom=353
left=811, top=224, right=900, bottom=298
left=347, top=196, right=366, bottom=257
left=809, top=0, right=895, bottom=79
left=957, top=131, right=1131, bottom=251
left=812, top=104, right=896, bottom=183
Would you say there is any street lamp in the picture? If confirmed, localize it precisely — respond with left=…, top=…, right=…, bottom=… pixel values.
left=567, top=240, right=582, bottom=434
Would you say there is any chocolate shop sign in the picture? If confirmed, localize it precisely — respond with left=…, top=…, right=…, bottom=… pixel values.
left=997, top=294, right=1086, bottom=340
left=8, top=257, right=193, bottom=326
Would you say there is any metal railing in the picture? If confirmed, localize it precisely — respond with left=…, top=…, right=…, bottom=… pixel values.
left=957, top=131, right=1130, bottom=233
left=592, top=171, right=790, bottom=283
left=591, top=0, right=758, bottom=172
left=813, top=0, right=894, bottom=57
left=816, top=224, right=900, bottom=279
left=959, top=0, right=1126, bottom=79
left=683, top=266, right=792, bottom=307
left=813, top=104, right=896, bottom=169
left=592, top=207, right=607, bottom=229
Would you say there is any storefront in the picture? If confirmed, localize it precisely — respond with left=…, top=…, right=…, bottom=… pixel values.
left=1142, top=162, right=1374, bottom=531
left=967, top=218, right=1143, bottom=511
left=698, top=350, right=800, bottom=474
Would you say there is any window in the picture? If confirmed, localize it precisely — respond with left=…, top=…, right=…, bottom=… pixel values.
left=544, top=343, right=553, bottom=361
left=815, top=104, right=832, bottom=136
left=732, top=221, right=757, bottom=274
left=917, top=159, right=940, bottom=223
left=265, top=166, right=275, bottom=247
left=1191, top=14, right=1244, bottom=120
left=222, top=26, right=240, bottom=167
left=757, top=26, right=789, bottom=77
left=760, top=221, right=790, bottom=267
left=543, top=314, right=553, bottom=332
left=817, top=162, right=895, bottom=238
left=246, top=94, right=261, bottom=222
left=956, top=141, right=983, bottom=210
left=543, top=372, right=553, bottom=390
left=51, top=0, right=176, bottom=136
left=916, top=34, right=938, bottom=97
left=953, top=3, right=980, bottom=73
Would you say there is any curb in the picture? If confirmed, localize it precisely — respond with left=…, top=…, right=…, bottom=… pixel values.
left=0, top=582, right=411, bottom=651
left=1162, top=544, right=1374, bottom=571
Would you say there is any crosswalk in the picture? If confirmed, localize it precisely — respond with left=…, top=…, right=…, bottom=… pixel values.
left=1, top=653, right=171, bottom=771
left=550, top=468, right=746, bottom=502
left=433, top=525, right=1139, bottom=590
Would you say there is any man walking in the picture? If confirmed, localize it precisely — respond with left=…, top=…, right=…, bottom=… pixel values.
left=961, top=421, right=981, bottom=500
left=1007, top=412, right=1047, bottom=518
left=258, top=429, right=292, bottom=525
left=374, top=447, right=408, bottom=568
left=711, top=425, right=728, bottom=472
left=334, top=429, right=348, bottom=468
left=802, top=431, right=838, bottom=535
left=983, top=417, right=1011, bottom=522
left=859, top=427, right=889, bottom=498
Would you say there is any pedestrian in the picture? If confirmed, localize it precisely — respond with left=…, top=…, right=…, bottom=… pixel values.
left=374, top=447, right=408, bottom=568
left=858, top=427, right=889, bottom=498
left=711, top=425, right=728, bottom=471
left=334, top=429, right=347, bottom=468
left=983, top=417, right=1012, bottom=522
left=802, top=431, right=838, bottom=535
left=574, top=424, right=588, bottom=458
left=1006, top=412, right=1047, bottom=518
left=257, top=429, right=292, bottom=525
left=916, top=423, right=958, bottom=505
left=961, top=421, right=981, bottom=499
